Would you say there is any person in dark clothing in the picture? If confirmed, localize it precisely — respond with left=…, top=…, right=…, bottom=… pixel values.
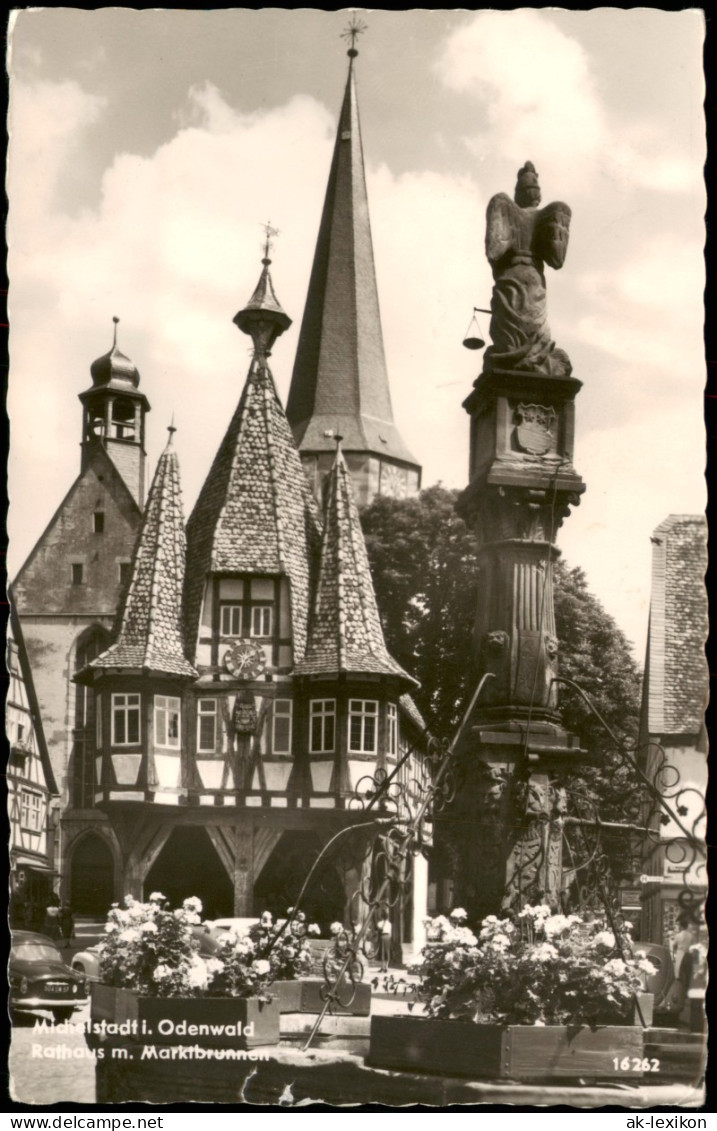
left=59, top=902, right=74, bottom=943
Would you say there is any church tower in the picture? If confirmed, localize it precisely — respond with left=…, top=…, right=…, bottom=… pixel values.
left=286, top=36, right=421, bottom=506
left=12, top=322, right=147, bottom=817
left=79, top=316, right=150, bottom=508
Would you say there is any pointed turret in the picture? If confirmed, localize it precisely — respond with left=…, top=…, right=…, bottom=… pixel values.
left=184, top=255, right=321, bottom=662
left=89, top=427, right=196, bottom=678
left=296, top=444, right=415, bottom=686
left=286, top=45, right=421, bottom=506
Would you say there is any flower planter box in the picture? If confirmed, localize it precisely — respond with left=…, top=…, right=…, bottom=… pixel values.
left=369, top=1016, right=644, bottom=1081
left=273, top=978, right=371, bottom=1016
left=90, top=984, right=280, bottom=1049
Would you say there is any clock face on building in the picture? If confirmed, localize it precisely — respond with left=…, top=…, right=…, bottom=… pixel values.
left=380, top=463, right=407, bottom=499
left=224, top=639, right=267, bottom=680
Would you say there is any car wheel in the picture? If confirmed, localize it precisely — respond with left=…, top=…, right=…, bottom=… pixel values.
left=53, top=1008, right=74, bottom=1023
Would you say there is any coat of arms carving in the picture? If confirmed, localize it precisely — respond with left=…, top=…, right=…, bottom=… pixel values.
left=514, top=403, right=557, bottom=455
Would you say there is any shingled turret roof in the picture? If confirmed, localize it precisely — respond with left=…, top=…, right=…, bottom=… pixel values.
left=286, top=50, right=418, bottom=470
left=183, top=290, right=322, bottom=660
left=90, top=431, right=197, bottom=678
left=295, top=448, right=416, bottom=686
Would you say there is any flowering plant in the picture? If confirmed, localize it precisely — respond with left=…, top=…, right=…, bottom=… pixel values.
left=252, top=910, right=319, bottom=981
left=99, top=894, right=221, bottom=997
left=413, top=906, right=657, bottom=1027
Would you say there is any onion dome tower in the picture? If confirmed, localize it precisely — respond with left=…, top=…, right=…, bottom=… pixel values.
left=78, top=317, right=150, bottom=507
left=286, top=29, right=421, bottom=506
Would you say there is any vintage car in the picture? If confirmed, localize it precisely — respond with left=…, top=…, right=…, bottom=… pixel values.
left=10, top=931, right=89, bottom=1023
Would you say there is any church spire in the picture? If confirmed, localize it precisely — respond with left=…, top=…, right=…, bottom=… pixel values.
left=286, top=36, right=421, bottom=506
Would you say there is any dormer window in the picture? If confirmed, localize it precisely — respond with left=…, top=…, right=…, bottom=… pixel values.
left=217, top=579, right=276, bottom=640
left=221, top=605, right=243, bottom=637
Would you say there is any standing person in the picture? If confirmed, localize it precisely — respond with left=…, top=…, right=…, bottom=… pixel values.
left=672, top=915, right=695, bottom=983
left=59, top=902, right=74, bottom=945
left=376, top=908, right=392, bottom=973
left=43, top=900, right=61, bottom=941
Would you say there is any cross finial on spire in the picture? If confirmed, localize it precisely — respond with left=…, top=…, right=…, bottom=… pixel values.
left=167, top=414, right=177, bottom=444
left=341, top=14, right=367, bottom=57
left=262, top=221, right=280, bottom=264
left=112, top=315, right=119, bottom=347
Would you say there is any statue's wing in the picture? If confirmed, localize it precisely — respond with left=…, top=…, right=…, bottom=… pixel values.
left=536, top=201, right=571, bottom=269
left=485, top=193, right=517, bottom=264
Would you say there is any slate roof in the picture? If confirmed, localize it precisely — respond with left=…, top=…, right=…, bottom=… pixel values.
left=295, top=449, right=416, bottom=686
left=90, top=435, right=197, bottom=678
left=286, top=53, right=419, bottom=470
left=184, top=356, right=322, bottom=661
left=645, top=514, right=708, bottom=736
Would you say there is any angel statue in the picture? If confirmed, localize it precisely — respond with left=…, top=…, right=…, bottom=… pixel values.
left=483, top=162, right=572, bottom=377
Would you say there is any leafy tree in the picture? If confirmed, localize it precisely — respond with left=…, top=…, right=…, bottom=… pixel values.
left=360, top=486, right=477, bottom=739
left=361, top=487, right=642, bottom=747
left=361, top=488, right=644, bottom=893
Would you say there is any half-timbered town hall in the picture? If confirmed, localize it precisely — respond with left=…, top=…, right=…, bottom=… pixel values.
left=11, top=47, right=427, bottom=936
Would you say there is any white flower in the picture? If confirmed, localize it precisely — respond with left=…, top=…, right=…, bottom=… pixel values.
left=449, top=907, right=468, bottom=921
left=490, top=933, right=511, bottom=950
left=139, top=921, right=158, bottom=935
left=529, top=943, right=558, bottom=963
left=260, top=911, right=273, bottom=927
left=119, top=928, right=141, bottom=944
left=104, top=922, right=119, bottom=933
left=593, top=931, right=616, bottom=950
left=148, top=892, right=166, bottom=904
left=185, top=954, right=210, bottom=986
left=205, top=957, right=225, bottom=975
left=123, top=895, right=136, bottom=908
left=543, top=915, right=572, bottom=939
left=252, top=959, right=271, bottom=976
left=604, top=958, right=627, bottom=977
left=308, top=923, right=321, bottom=936
left=533, top=1019, right=546, bottom=1026
left=153, top=964, right=173, bottom=981
left=330, top=922, right=343, bottom=936
left=183, top=897, right=203, bottom=915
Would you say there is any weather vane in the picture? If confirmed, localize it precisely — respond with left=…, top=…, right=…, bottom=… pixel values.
left=341, top=14, right=367, bottom=55
left=262, top=221, right=280, bottom=261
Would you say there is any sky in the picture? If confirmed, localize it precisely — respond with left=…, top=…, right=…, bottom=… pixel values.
left=6, top=8, right=706, bottom=657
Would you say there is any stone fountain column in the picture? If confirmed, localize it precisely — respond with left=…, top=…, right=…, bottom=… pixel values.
left=448, top=163, right=588, bottom=922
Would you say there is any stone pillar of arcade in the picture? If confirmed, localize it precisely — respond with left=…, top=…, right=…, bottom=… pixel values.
left=449, top=162, right=589, bottom=923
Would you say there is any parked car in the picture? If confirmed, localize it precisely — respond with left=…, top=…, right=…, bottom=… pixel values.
left=10, top=931, right=89, bottom=1023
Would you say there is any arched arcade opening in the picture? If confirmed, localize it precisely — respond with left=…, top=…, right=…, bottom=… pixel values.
left=143, top=826, right=233, bottom=919
left=254, top=830, right=344, bottom=931
left=69, top=833, right=115, bottom=915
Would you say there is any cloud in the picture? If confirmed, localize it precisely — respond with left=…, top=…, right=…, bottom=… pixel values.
left=435, top=11, right=704, bottom=198
left=436, top=12, right=604, bottom=193
left=7, top=77, right=480, bottom=567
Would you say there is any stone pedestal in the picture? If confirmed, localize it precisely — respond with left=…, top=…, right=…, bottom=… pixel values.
left=448, top=366, right=588, bottom=920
